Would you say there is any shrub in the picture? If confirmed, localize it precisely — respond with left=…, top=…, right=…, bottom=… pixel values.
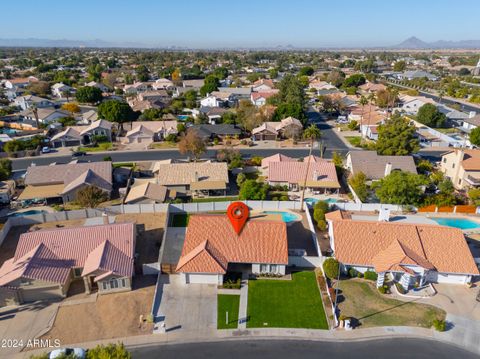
left=328, top=287, right=336, bottom=303
left=316, top=219, right=327, bottom=231
left=378, top=285, right=388, bottom=294
left=279, top=195, right=289, bottom=201
left=432, top=319, right=447, bottom=332
left=395, top=282, right=406, bottom=295
left=357, top=272, right=363, bottom=278
left=213, top=138, right=219, bottom=145
left=323, top=258, right=340, bottom=280
left=364, top=271, right=378, bottom=281
left=347, top=120, right=359, bottom=130
left=165, top=134, right=177, bottom=142
left=348, top=268, right=358, bottom=278
left=250, top=156, right=263, bottom=166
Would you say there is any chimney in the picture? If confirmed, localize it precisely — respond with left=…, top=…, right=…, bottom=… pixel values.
left=312, top=169, right=318, bottom=181
left=469, top=111, right=476, bottom=118
left=384, top=162, right=392, bottom=177
left=102, top=211, right=109, bottom=225
left=194, top=171, right=199, bottom=182
left=378, top=208, right=391, bottom=222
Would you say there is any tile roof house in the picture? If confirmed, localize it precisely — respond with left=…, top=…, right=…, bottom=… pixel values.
left=122, top=120, right=178, bottom=145
left=153, top=161, right=229, bottom=197
left=345, top=151, right=417, bottom=181
left=250, top=90, right=279, bottom=107
left=50, top=119, right=112, bottom=147
left=19, top=161, right=112, bottom=203
left=0, top=223, right=136, bottom=304
left=440, top=149, right=480, bottom=190
left=124, top=179, right=176, bottom=204
left=326, top=213, right=479, bottom=290
left=267, top=157, right=340, bottom=193
left=261, top=153, right=296, bottom=169
left=190, top=124, right=242, bottom=140
left=176, top=214, right=288, bottom=284
left=252, top=117, right=303, bottom=140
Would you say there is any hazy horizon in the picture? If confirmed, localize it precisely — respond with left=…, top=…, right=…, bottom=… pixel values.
left=2, top=0, right=480, bottom=48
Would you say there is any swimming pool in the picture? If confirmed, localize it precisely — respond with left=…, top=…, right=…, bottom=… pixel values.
left=8, top=210, right=46, bottom=217
left=177, top=115, right=190, bottom=121
left=430, top=217, right=480, bottom=230
left=263, top=211, right=301, bottom=223
left=304, top=198, right=337, bottom=205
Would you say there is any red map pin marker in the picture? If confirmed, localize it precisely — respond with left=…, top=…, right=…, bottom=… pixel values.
left=227, top=202, right=249, bottom=235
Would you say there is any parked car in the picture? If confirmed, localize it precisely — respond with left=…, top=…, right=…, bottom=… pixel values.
left=72, top=151, right=86, bottom=157
left=41, top=146, right=50, bottom=153
left=50, top=347, right=86, bottom=359
left=336, top=116, right=348, bottom=124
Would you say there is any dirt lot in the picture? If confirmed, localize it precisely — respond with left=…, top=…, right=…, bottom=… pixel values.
left=115, top=213, right=166, bottom=273
left=41, top=276, right=156, bottom=345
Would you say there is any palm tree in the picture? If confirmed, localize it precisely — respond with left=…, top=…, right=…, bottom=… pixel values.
left=300, top=124, right=322, bottom=211
left=359, top=95, right=368, bottom=134
left=31, top=103, right=40, bottom=129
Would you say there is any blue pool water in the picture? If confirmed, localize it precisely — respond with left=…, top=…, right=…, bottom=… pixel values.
left=177, top=115, right=189, bottom=121
left=263, top=211, right=299, bottom=223
left=304, top=198, right=337, bottom=205
left=8, top=210, right=46, bottom=217
left=430, top=217, right=480, bottom=230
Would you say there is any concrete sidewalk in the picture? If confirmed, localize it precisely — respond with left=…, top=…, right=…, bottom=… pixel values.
left=237, top=272, right=249, bottom=329
left=18, top=323, right=478, bottom=359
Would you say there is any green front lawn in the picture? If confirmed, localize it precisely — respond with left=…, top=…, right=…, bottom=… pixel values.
left=169, top=213, right=189, bottom=227
left=345, top=136, right=362, bottom=147
left=78, top=142, right=113, bottom=152
left=247, top=271, right=328, bottom=329
left=217, top=294, right=240, bottom=329
left=337, top=279, right=446, bottom=328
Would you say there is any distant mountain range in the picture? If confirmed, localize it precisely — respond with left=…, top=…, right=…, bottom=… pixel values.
left=1, top=36, right=480, bottom=49
left=394, top=36, right=480, bottom=49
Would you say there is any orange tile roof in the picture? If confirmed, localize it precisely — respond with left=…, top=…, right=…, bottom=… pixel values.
left=461, top=150, right=480, bottom=171
left=325, top=210, right=351, bottom=221
left=331, top=220, right=479, bottom=275
left=176, top=214, right=288, bottom=274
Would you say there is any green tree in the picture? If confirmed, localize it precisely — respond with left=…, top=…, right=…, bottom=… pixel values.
left=313, top=200, right=329, bottom=230
left=374, top=171, right=427, bottom=205
left=376, top=114, right=420, bottom=155
left=58, top=116, right=77, bottom=127
left=75, top=186, right=108, bottom=208
left=200, top=74, right=220, bottom=96
left=140, top=108, right=162, bottom=121
left=468, top=188, right=480, bottom=206
left=236, top=173, right=247, bottom=187
left=322, top=258, right=340, bottom=280
left=298, top=66, right=314, bottom=76
left=0, top=158, right=12, bottom=181
left=76, top=86, right=103, bottom=104
left=348, top=171, right=368, bottom=202
left=393, top=60, right=406, bottom=72
left=342, top=73, right=366, bottom=88
left=469, top=127, right=480, bottom=146
left=98, top=100, right=137, bottom=131
left=86, top=343, right=131, bottom=359
left=417, top=103, right=447, bottom=128
left=238, top=179, right=268, bottom=200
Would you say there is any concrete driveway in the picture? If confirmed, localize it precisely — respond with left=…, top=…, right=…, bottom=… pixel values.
left=429, top=284, right=480, bottom=320
left=154, top=275, right=217, bottom=333
left=0, top=301, right=59, bottom=357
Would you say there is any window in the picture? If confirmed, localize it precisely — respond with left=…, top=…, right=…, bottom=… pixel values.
left=121, top=278, right=126, bottom=287
left=260, top=264, right=268, bottom=273
left=443, top=158, right=447, bottom=163
left=109, top=279, right=119, bottom=289
left=270, top=264, right=277, bottom=273
left=452, top=163, right=455, bottom=168
left=458, top=179, right=462, bottom=185
left=102, top=282, right=108, bottom=290
left=73, top=268, right=83, bottom=277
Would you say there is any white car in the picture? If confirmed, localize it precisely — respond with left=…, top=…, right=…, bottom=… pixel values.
left=49, top=347, right=86, bottom=359
left=42, top=146, right=51, bottom=153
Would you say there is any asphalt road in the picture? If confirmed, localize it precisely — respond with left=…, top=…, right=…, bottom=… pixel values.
left=130, top=339, right=478, bottom=359
left=386, top=81, right=480, bottom=113
left=11, top=110, right=351, bottom=171
left=9, top=109, right=446, bottom=171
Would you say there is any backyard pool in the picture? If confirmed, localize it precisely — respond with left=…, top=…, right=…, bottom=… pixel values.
left=177, top=115, right=190, bottom=121
left=430, top=217, right=480, bottom=230
left=263, top=211, right=301, bottom=223
left=304, top=198, right=337, bottom=206
left=8, top=210, right=47, bottom=217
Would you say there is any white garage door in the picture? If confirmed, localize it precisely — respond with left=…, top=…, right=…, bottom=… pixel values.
left=436, top=273, right=467, bottom=284
left=186, top=274, right=219, bottom=284
left=21, top=286, right=63, bottom=302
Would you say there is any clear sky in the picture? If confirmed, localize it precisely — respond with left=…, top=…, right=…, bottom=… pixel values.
left=2, top=0, right=479, bottom=48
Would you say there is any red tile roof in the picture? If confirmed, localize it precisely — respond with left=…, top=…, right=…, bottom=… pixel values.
left=176, top=215, right=288, bottom=274
left=268, top=161, right=339, bottom=186
left=331, top=220, right=479, bottom=275
left=0, top=223, right=136, bottom=287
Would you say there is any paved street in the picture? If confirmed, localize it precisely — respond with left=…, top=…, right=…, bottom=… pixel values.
left=130, top=338, right=478, bottom=359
